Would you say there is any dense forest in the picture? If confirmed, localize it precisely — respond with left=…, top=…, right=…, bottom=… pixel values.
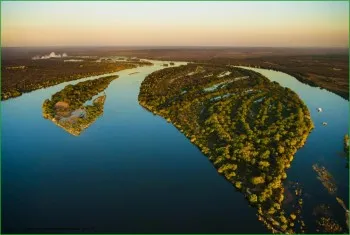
left=42, top=75, right=117, bottom=135
left=138, top=63, right=314, bottom=233
left=2, top=59, right=152, bottom=100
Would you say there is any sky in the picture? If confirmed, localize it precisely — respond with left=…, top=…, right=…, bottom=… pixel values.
left=1, top=1, right=349, bottom=48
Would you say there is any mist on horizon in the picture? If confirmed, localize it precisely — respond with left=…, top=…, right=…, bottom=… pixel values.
left=1, top=1, right=348, bottom=48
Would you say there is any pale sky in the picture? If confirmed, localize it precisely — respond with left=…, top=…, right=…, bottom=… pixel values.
left=1, top=1, right=348, bottom=47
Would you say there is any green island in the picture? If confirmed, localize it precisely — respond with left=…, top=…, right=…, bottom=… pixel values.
left=138, top=63, right=314, bottom=233
left=42, top=75, right=118, bottom=136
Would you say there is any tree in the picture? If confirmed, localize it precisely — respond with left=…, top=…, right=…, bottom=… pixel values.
left=259, top=161, right=270, bottom=168
left=249, top=194, right=258, bottom=203
left=277, top=145, right=285, bottom=154
left=235, top=181, right=242, bottom=189
left=261, top=150, right=270, bottom=159
left=251, top=176, right=265, bottom=185
left=279, top=215, right=288, bottom=224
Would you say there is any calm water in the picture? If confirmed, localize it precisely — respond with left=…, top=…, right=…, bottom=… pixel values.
left=1, top=61, right=264, bottom=233
left=1, top=62, right=348, bottom=233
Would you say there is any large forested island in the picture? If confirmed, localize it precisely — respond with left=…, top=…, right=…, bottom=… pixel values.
left=139, top=63, right=314, bottom=233
left=42, top=75, right=117, bottom=136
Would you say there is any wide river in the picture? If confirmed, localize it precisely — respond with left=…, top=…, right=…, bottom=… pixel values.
left=2, top=60, right=348, bottom=233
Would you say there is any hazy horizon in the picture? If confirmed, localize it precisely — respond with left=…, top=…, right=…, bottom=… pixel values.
left=1, top=45, right=349, bottom=49
left=1, top=1, right=349, bottom=48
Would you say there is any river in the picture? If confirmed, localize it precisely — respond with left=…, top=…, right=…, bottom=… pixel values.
left=1, top=61, right=348, bottom=233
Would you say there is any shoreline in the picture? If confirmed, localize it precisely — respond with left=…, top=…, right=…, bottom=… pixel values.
left=237, top=64, right=348, bottom=101
left=1, top=60, right=154, bottom=101
left=2, top=66, right=141, bottom=102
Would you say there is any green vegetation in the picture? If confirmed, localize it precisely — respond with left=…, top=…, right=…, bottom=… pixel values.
left=138, top=63, right=314, bottom=233
left=2, top=59, right=152, bottom=100
left=42, top=75, right=117, bottom=135
left=103, top=47, right=348, bottom=100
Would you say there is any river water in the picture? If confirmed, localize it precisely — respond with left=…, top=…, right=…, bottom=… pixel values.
left=1, top=61, right=348, bottom=233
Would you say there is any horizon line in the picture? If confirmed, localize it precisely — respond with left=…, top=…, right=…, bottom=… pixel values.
left=2, top=45, right=348, bottom=49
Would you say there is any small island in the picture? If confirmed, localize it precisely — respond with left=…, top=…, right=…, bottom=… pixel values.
left=139, top=63, right=314, bottom=233
left=42, top=75, right=118, bottom=136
